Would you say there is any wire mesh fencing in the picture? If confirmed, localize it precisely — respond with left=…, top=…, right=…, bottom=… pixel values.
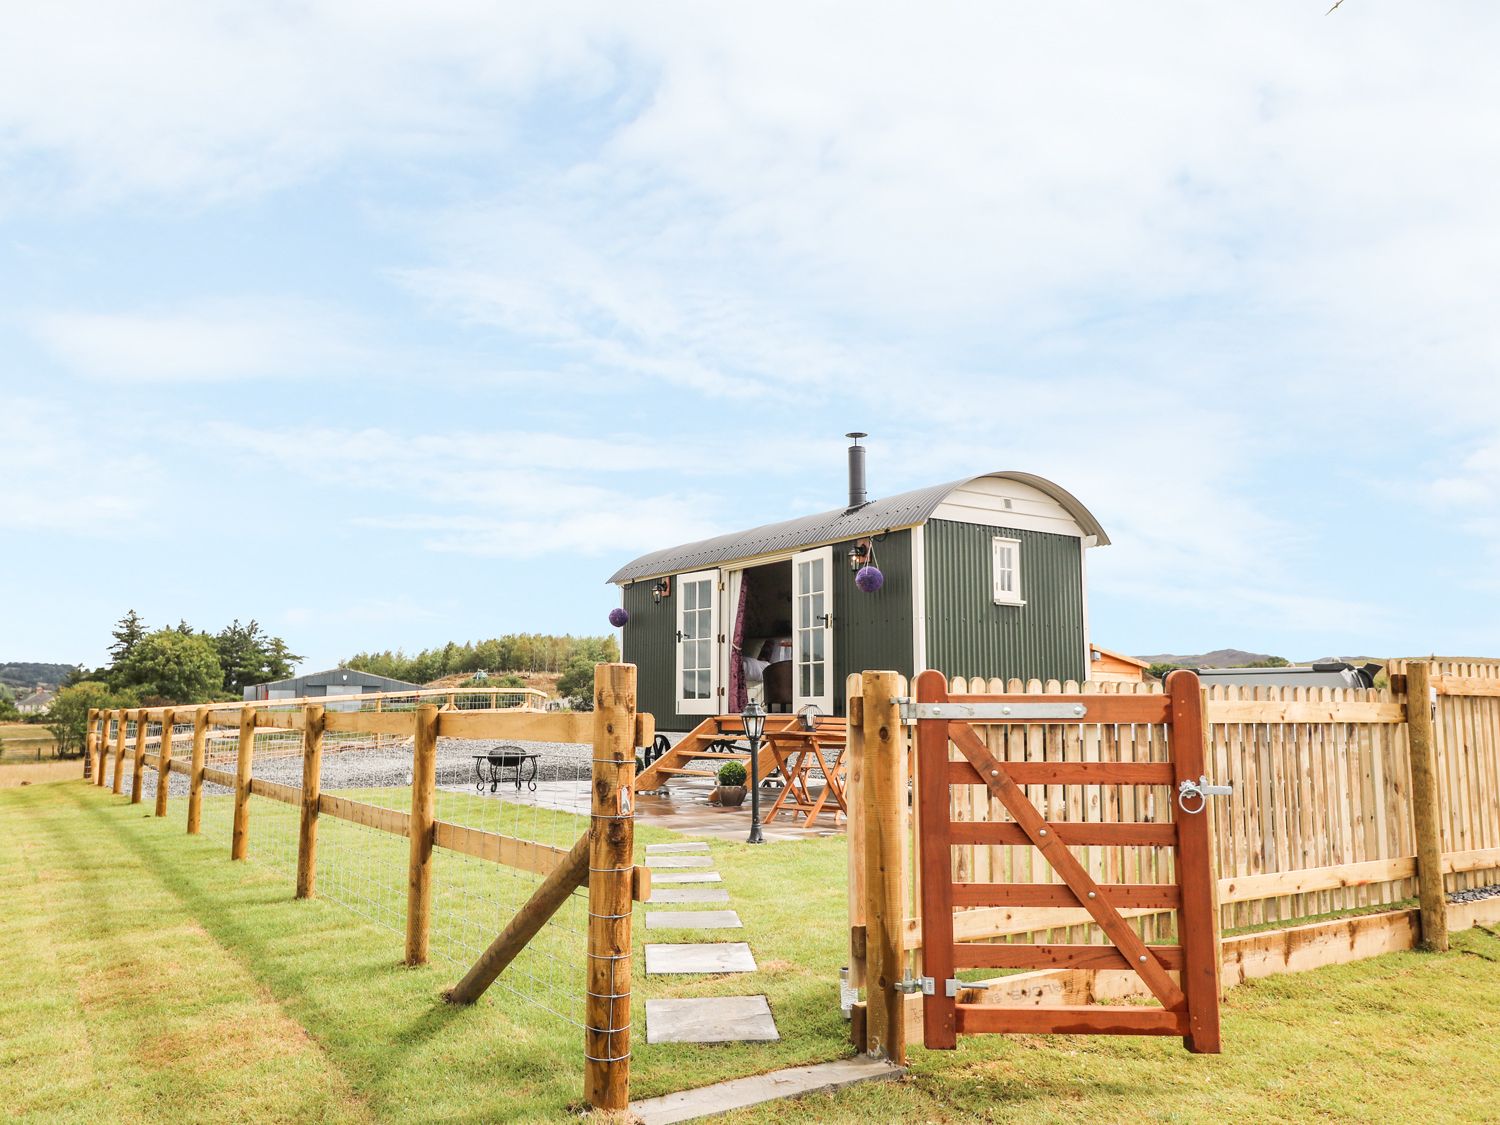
left=99, top=666, right=644, bottom=1113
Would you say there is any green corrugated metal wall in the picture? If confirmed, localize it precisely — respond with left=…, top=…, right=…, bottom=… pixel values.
left=620, top=579, right=677, bottom=729
left=833, top=529, right=915, bottom=709
left=924, top=518, right=1087, bottom=683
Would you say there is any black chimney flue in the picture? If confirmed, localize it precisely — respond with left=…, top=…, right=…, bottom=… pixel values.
left=846, top=432, right=868, bottom=511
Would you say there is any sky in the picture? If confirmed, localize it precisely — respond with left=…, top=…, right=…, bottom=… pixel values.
left=3, top=2, right=1499, bottom=673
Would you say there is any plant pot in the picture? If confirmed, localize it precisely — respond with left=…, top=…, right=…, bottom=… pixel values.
left=717, top=785, right=747, bottom=808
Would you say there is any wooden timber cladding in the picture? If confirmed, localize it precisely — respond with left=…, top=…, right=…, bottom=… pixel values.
left=846, top=660, right=1500, bottom=1054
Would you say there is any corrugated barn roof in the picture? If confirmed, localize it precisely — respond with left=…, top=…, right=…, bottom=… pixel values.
left=607, top=472, right=1108, bottom=585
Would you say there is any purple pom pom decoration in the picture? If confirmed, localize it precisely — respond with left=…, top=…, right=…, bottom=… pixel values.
left=855, top=565, right=884, bottom=593
left=609, top=607, right=630, bottom=627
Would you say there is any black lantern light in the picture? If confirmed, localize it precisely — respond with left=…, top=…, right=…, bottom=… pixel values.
left=741, top=698, right=767, bottom=844
left=651, top=577, right=671, bottom=604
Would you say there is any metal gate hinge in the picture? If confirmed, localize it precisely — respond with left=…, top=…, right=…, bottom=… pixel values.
left=897, top=698, right=915, bottom=725
left=894, top=976, right=961, bottom=997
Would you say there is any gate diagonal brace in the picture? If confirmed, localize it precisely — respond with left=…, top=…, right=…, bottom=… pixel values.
left=945, top=721, right=1187, bottom=1013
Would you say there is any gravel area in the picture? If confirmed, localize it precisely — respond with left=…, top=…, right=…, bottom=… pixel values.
left=132, top=737, right=593, bottom=801
left=1449, top=884, right=1500, bottom=904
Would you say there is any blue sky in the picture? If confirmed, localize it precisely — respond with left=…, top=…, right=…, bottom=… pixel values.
left=4, top=3, right=1499, bottom=672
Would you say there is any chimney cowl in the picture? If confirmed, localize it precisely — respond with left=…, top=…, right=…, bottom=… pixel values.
left=845, top=432, right=868, bottom=512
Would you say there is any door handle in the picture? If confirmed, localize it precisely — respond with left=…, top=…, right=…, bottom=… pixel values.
left=817, top=613, right=833, bottom=628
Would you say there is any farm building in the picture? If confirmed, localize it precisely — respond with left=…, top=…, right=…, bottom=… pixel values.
left=243, top=667, right=421, bottom=703
left=608, top=436, right=1110, bottom=732
left=1089, top=644, right=1152, bottom=683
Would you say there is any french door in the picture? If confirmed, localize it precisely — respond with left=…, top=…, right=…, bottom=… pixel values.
left=791, top=547, right=835, bottom=714
left=675, top=569, right=720, bottom=715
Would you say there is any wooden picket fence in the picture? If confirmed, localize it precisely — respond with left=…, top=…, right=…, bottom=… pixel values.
left=83, top=665, right=650, bottom=1114
left=847, top=659, right=1500, bottom=1060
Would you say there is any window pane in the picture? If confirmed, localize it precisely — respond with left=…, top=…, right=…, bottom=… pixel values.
left=812, top=630, right=824, bottom=660
left=799, top=598, right=811, bottom=628
left=813, top=664, right=824, bottom=697
left=800, top=663, right=812, bottom=696
left=810, top=558, right=823, bottom=587
left=696, top=670, right=710, bottom=699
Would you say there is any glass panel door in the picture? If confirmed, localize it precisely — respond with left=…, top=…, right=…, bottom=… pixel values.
left=791, top=547, right=834, bottom=714
left=675, top=569, right=720, bottom=715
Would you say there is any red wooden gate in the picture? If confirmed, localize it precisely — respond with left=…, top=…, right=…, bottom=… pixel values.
left=913, top=668, right=1222, bottom=1053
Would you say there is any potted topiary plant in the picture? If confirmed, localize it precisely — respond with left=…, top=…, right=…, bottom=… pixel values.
left=713, top=759, right=748, bottom=808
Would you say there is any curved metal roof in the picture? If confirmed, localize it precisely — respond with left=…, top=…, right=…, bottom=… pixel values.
left=607, top=472, right=1109, bottom=585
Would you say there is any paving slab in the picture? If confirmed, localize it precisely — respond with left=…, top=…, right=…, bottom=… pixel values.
left=630, top=1056, right=905, bottom=1124
left=646, top=842, right=710, bottom=854
left=647, top=887, right=730, bottom=904
left=645, top=995, right=778, bottom=1045
left=646, top=910, right=742, bottom=930
left=650, top=872, right=722, bottom=884
left=647, top=855, right=714, bottom=868
left=645, top=942, right=757, bottom=974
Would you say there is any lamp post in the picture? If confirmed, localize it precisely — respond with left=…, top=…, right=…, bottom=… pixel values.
left=742, top=698, right=766, bottom=844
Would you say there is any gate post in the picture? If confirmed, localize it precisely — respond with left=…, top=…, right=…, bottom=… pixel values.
left=862, top=669, right=909, bottom=1064
left=1166, top=670, right=1222, bottom=1054
left=1405, top=661, right=1449, bottom=951
left=585, top=663, right=637, bottom=1113
left=84, top=709, right=96, bottom=781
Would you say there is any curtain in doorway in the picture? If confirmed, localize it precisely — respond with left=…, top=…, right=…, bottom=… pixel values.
left=728, top=575, right=749, bottom=714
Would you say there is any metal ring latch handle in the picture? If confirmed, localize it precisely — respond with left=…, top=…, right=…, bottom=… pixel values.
left=1177, top=775, right=1233, bottom=815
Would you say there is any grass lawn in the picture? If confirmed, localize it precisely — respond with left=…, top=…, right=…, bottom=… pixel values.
left=3, top=779, right=1499, bottom=1123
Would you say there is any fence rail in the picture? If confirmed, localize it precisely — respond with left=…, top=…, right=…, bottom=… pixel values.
left=83, top=665, right=649, bottom=1114
left=846, top=658, right=1500, bottom=1059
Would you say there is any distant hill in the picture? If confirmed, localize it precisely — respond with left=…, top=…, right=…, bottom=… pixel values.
left=1136, top=649, right=1282, bottom=669
left=0, top=662, right=78, bottom=691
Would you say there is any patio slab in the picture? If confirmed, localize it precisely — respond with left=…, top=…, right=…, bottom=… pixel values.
left=650, top=872, right=722, bottom=884
left=630, top=1056, right=905, bottom=1124
left=647, top=887, right=730, bottom=904
left=647, top=855, right=714, bottom=869
left=646, top=842, right=710, bottom=854
left=646, top=910, right=742, bottom=930
left=645, top=995, right=779, bottom=1045
left=645, top=942, right=757, bottom=974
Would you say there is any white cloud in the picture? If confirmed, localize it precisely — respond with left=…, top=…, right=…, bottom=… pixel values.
left=0, top=398, right=159, bottom=529
left=30, top=299, right=369, bottom=382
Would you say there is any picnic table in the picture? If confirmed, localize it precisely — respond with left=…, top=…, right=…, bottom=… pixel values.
left=760, top=722, right=848, bottom=827
left=473, top=747, right=540, bottom=792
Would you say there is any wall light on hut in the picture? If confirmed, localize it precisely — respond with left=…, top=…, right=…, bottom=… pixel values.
left=651, top=577, right=671, bottom=604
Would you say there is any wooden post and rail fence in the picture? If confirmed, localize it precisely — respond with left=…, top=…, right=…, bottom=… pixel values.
left=86, top=666, right=649, bottom=1114
left=847, top=659, right=1500, bottom=1062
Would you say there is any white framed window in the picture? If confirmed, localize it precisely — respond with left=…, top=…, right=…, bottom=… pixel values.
left=992, top=536, right=1024, bottom=605
left=675, top=569, right=721, bottom=715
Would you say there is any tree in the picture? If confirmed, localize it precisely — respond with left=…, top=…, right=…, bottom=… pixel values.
left=108, top=610, right=147, bottom=664
left=45, top=681, right=124, bottom=757
left=1147, top=662, right=1183, bottom=681
left=114, top=629, right=224, bottom=704
left=213, top=620, right=301, bottom=696
left=556, top=656, right=596, bottom=704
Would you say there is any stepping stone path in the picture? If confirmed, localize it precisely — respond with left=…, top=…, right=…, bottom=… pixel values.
left=642, top=840, right=780, bottom=1045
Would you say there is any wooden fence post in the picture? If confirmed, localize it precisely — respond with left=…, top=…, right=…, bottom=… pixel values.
left=96, top=712, right=110, bottom=787
left=111, top=710, right=127, bottom=794
left=862, top=670, right=908, bottom=1064
left=231, top=707, right=255, bottom=860
left=84, top=709, right=96, bottom=782
left=845, top=675, right=867, bottom=1049
left=1405, top=661, right=1450, bottom=951
left=297, top=703, right=326, bottom=898
left=187, top=708, right=208, bottom=834
left=154, top=708, right=174, bottom=817
left=405, top=704, right=439, bottom=963
left=585, top=663, right=637, bottom=1113
left=130, top=711, right=148, bottom=804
